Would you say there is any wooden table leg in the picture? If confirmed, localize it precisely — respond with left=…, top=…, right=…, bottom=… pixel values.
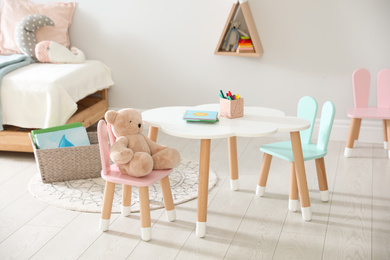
left=148, top=126, right=159, bottom=142
left=290, top=131, right=312, bottom=221
left=196, top=139, right=211, bottom=238
left=228, top=136, right=239, bottom=190
left=345, top=118, right=361, bottom=157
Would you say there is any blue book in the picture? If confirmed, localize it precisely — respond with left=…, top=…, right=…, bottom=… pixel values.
left=183, top=110, right=219, bottom=122
left=31, top=122, right=82, bottom=147
left=34, top=126, right=90, bottom=149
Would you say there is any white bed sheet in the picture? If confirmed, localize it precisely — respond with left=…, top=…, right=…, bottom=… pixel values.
left=1, top=60, right=114, bottom=129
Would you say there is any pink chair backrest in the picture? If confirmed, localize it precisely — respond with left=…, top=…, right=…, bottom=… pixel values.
left=107, top=123, right=117, bottom=145
left=377, top=69, right=390, bottom=109
left=97, top=120, right=111, bottom=176
left=352, top=68, right=370, bottom=108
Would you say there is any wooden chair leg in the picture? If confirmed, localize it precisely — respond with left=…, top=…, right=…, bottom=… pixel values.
left=289, top=162, right=299, bottom=212
left=256, top=153, right=272, bottom=197
left=315, top=157, right=329, bottom=202
left=160, top=175, right=176, bottom=221
left=138, top=186, right=151, bottom=241
left=385, top=120, right=390, bottom=158
left=354, top=118, right=362, bottom=145
left=345, top=118, right=362, bottom=157
left=100, top=181, right=116, bottom=231
left=383, top=120, right=389, bottom=150
left=121, top=184, right=132, bottom=216
left=290, top=131, right=311, bottom=221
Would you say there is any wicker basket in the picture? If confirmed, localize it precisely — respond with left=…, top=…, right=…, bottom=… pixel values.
left=30, top=132, right=102, bottom=183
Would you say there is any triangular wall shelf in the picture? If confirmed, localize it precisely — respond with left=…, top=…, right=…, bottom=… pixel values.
left=215, top=0, right=263, bottom=57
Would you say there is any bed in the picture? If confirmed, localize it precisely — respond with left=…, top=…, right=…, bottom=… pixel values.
left=0, top=60, right=114, bottom=152
left=0, top=0, right=115, bottom=152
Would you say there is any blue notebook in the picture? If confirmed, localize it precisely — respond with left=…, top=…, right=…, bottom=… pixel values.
left=183, top=110, right=219, bottom=122
left=34, top=126, right=90, bottom=149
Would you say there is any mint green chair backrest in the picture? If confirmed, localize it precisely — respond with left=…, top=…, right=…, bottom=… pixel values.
left=297, top=96, right=318, bottom=144
left=317, top=101, right=336, bottom=152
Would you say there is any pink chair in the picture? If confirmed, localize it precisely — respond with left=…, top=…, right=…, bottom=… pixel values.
left=97, top=120, right=176, bottom=241
left=345, top=68, right=390, bottom=158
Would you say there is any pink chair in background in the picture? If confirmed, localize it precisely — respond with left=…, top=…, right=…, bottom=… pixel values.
left=344, top=68, right=390, bottom=158
left=97, top=120, right=176, bottom=241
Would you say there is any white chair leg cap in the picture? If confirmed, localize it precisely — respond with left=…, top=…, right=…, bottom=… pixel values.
left=344, top=148, right=352, bottom=158
left=121, top=205, right=131, bottom=217
left=230, top=179, right=239, bottom=191
left=320, top=190, right=329, bottom=202
left=99, top=219, right=110, bottom=231
left=288, top=199, right=299, bottom=212
left=255, top=185, right=265, bottom=197
left=384, top=141, right=388, bottom=150
left=141, top=227, right=151, bottom=241
left=196, top=221, right=207, bottom=238
left=166, top=209, right=176, bottom=222
left=301, top=206, right=312, bottom=221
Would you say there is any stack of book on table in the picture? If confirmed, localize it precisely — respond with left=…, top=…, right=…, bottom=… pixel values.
left=183, top=110, right=219, bottom=123
left=31, top=122, right=90, bottom=149
left=236, top=36, right=255, bottom=54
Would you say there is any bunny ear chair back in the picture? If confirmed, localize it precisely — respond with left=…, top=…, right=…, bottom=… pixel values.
left=256, top=97, right=335, bottom=222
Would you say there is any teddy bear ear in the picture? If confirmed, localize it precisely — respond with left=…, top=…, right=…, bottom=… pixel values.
left=105, top=110, right=118, bottom=124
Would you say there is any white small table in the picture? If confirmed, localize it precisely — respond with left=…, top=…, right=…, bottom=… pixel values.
left=142, top=104, right=311, bottom=237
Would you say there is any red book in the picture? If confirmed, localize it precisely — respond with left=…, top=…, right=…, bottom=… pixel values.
left=238, top=39, right=252, bottom=44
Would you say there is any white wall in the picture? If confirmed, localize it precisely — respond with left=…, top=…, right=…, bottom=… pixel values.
left=33, top=0, right=390, bottom=142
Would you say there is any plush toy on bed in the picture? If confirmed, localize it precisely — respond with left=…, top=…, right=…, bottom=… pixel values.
left=35, top=41, right=85, bottom=64
left=105, top=108, right=181, bottom=177
left=15, top=14, right=85, bottom=63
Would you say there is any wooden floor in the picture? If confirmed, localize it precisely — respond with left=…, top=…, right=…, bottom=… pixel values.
left=0, top=131, right=389, bottom=260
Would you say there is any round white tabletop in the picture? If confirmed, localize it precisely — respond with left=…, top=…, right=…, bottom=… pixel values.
left=142, top=104, right=310, bottom=139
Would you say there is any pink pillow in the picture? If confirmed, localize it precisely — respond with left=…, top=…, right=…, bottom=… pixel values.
left=0, top=0, right=75, bottom=55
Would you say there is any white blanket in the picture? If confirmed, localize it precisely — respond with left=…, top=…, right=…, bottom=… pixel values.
left=1, top=60, right=114, bottom=129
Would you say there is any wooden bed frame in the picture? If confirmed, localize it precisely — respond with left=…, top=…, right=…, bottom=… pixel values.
left=0, top=89, right=108, bottom=153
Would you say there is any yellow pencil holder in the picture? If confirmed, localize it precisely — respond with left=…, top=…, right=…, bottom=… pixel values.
left=219, top=98, right=244, bottom=119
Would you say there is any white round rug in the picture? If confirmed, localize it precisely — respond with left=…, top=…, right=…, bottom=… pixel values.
left=28, top=159, right=217, bottom=213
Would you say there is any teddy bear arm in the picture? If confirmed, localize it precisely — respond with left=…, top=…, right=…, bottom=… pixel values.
left=110, top=137, right=134, bottom=164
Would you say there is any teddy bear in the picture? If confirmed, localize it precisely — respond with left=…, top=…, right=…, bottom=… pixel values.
left=104, top=108, right=181, bottom=177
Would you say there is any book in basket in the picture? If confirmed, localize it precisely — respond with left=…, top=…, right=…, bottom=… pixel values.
left=31, top=122, right=90, bottom=149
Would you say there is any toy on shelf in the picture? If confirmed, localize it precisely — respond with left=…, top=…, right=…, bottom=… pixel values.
left=223, top=20, right=248, bottom=52
left=236, top=36, right=255, bottom=53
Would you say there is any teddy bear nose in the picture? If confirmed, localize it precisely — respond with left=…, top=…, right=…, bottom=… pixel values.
left=138, top=123, right=141, bottom=128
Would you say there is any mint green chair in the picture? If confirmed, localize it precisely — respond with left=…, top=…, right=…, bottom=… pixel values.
left=256, top=97, right=335, bottom=220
